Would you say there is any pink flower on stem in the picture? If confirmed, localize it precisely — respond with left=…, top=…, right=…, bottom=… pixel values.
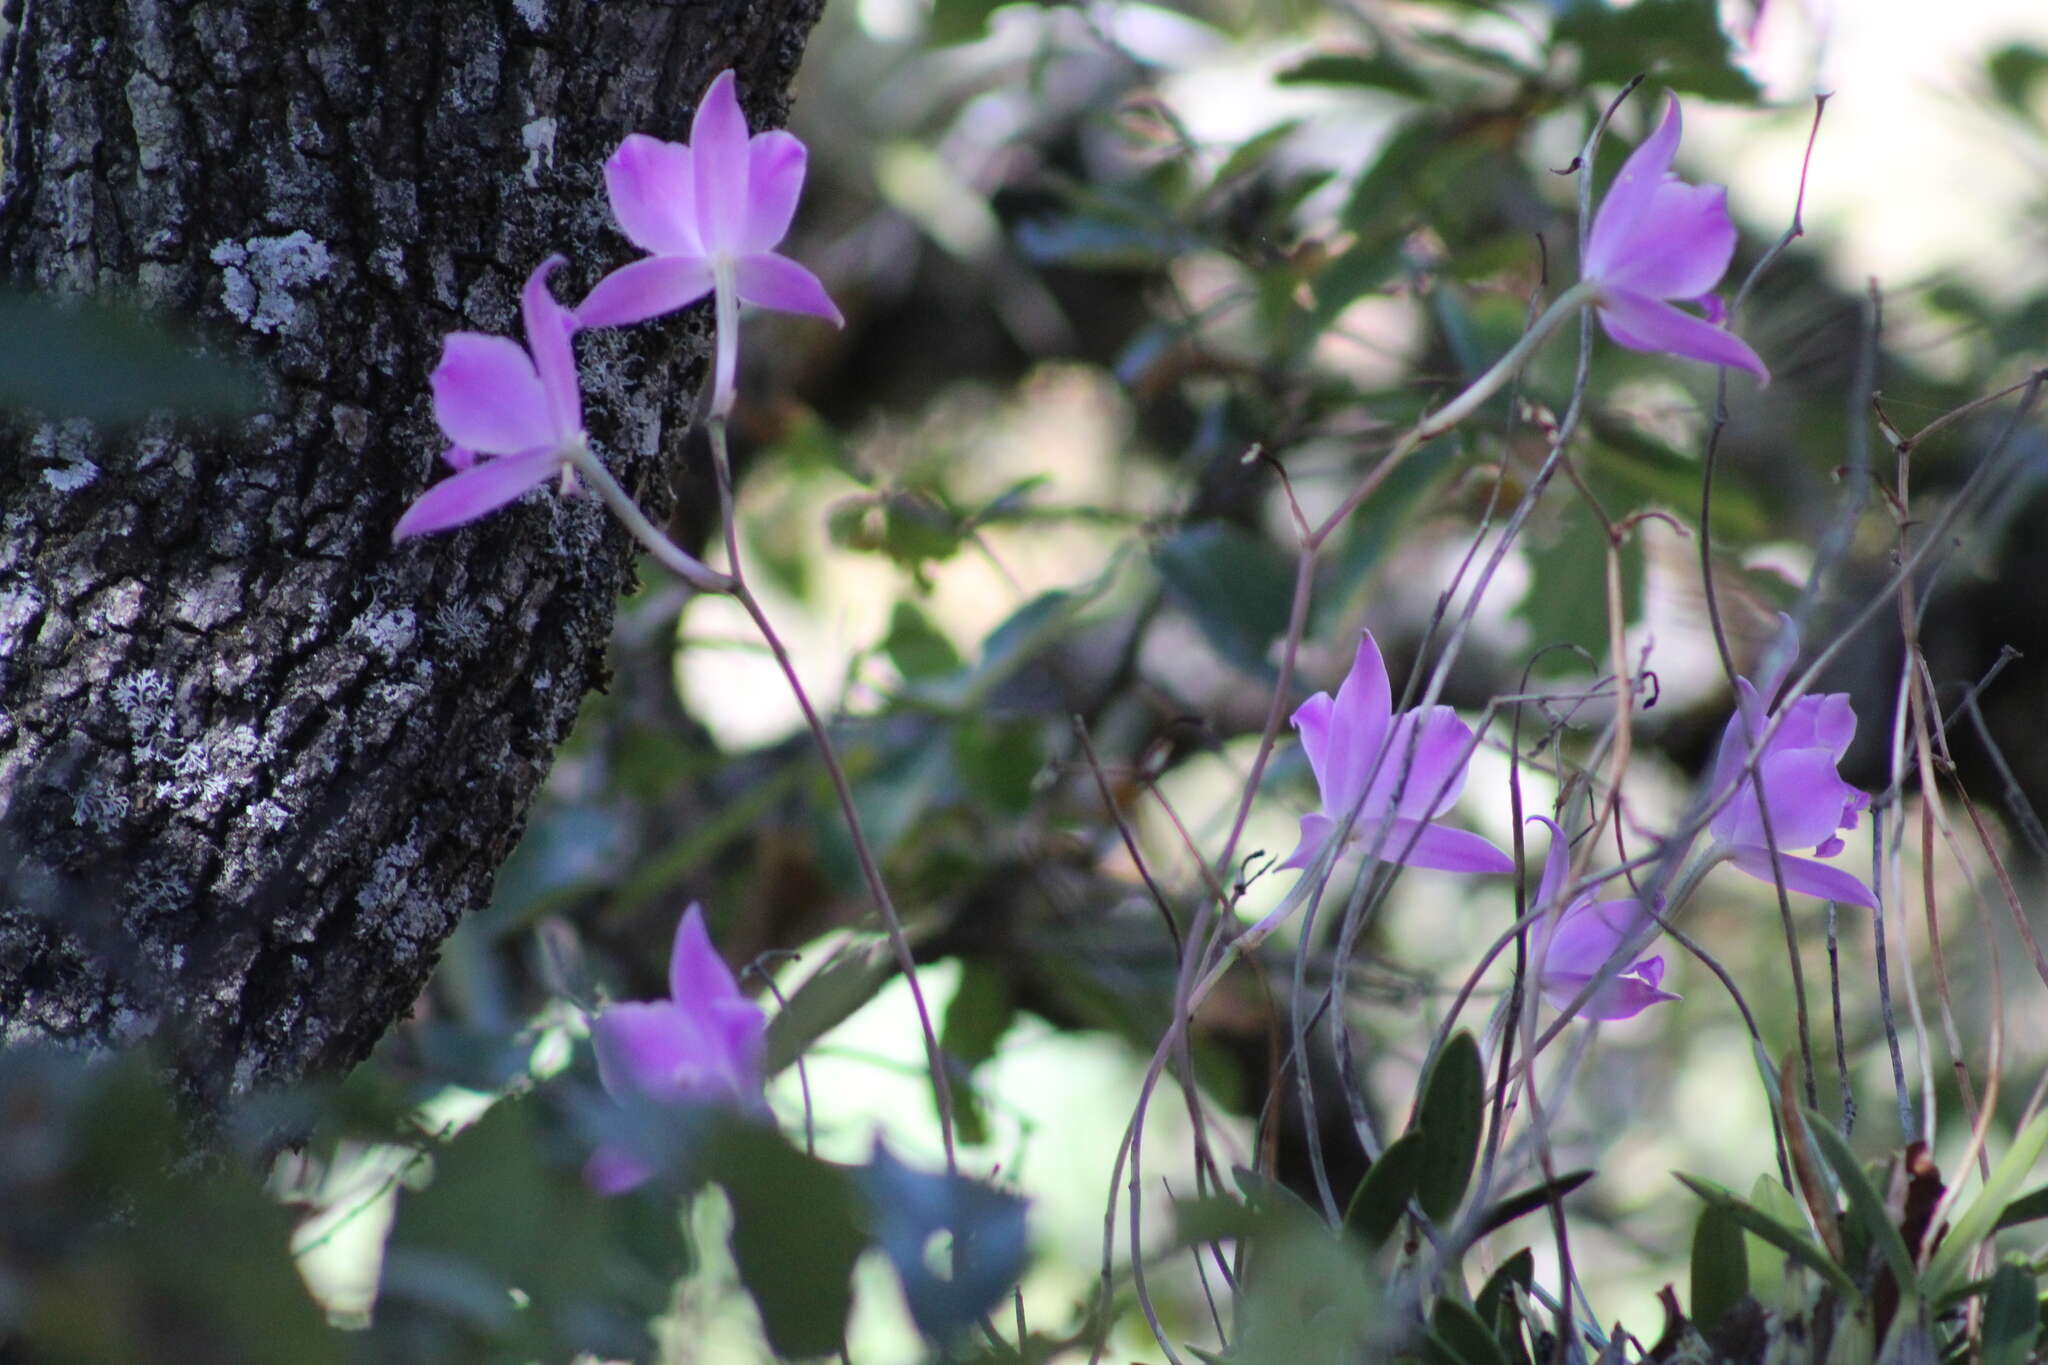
left=393, top=256, right=585, bottom=541
left=585, top=903, right=767, bottom=1195
left=1282, top=630, right=1513, bottom=876
left=578, top=69, right=843, bottom=417
left=1583, top=96, right=1769, bottom=381
left=1527, top=817, right=1677, bottom=1022
left=1707, top=631, right=1876, bottom=908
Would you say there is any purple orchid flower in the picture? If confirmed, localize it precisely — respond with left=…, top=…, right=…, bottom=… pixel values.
left=1283, top=630, right=1513, bottom=876
left=1528, top=817, right=1677, bottom=1022
left=393, top=255, right=585, bottom=542
left=1583, top=96, right=1769, bottom=381
left=1707, top=629, right=1876, bottom=908
left=577, top=68, right=843, bottom=417
left=585, top=903, right=767, bottom=1195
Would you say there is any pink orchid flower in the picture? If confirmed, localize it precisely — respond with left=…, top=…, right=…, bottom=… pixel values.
left=577, top=69, right=843, bottom=417
left=1283, top=630, right=1513, bottom=876
left=393, top=256, right=584, bottom=541
left=585, top=903, right=767, bottom=1195
left=1583, top=96, right=1768, bottom=381
left=1528, top=817, right=1677, bottom=1022
left=1707, top=626, right=1876, bottom=908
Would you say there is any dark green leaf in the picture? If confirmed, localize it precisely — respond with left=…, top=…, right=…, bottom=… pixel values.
left=887, top=600, right=965, bottom=681
left=952, top=717, right=1044, bottom=817
left=762, top=934, right=897, bottom=1075
left=1153, top=521, right=1294, bottom=679
left=1517, top=492, right=1641, bottom=678
left=1432, top=1297, right=1512, bottom=1365
left=1413, top=1032, right=1484, bottom=1222
left=1673, top=1172, right=1858, bottom=1299
left=1691, top=1202, right=1750, bottom=1331
left=929, top=0, right=1008, bottom=45
left=1982, top=1261, right=2039, bottom=1365
left=1477, top=1249, right=1536, bottom=1365
left=856, top=1144, right=1030, bottom=1345
left=1925, top=1111, right=2048, bottom=1297
left=1278, top=53, right=1431, bottom=99
left=940, top=961, right=1017, bottom=1146
left=703, top=1118, right=868, bottom=1359
left=1993, top=1182, right=2048, bottom=1231
left=1553, top=0, right=1761, bottom=103
left=1988, top=43, right=2048, bottom=116
left=0, top=293, right=260, bottom=422
left=1805, top=1111, right=1917, bottom=1303
left=1344, top=1129, right=1429, bottom=1248
left=1473, top=1170, right=1594, bottom=1238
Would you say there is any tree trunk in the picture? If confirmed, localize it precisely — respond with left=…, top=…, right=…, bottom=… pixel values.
left=0, top=0, right=824, bottom=1109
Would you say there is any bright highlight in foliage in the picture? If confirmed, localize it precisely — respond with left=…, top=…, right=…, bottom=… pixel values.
left=1584, top=97, right=1769, bottom=381
left=585, top=903, right=766, bottom=1194
left=1528, top=817, right=1677, bottom=1022
left=1708, top=632, right=1877, bottom=908
left=393, top=256, right=586, bottom=542
left=1283, top=630, right=1512, bottom=876
left=579, top=69, right=843, bottom=417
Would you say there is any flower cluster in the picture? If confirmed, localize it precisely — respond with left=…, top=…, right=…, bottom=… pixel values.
left=394, top=69, right=840, bottom=543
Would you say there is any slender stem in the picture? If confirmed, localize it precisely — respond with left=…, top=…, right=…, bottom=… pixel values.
left=567, top=444, right=734, bottom=594
left=702, top=417, right=959, bottom=1171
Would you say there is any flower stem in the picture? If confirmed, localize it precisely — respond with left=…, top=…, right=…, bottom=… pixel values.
left=705, top=416, right=960, bottom=1172
left=567, top=444, right=734, bottom=595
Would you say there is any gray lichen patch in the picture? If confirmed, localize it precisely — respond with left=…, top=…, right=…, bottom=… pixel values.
left=210, top=231, right=333, bottom=333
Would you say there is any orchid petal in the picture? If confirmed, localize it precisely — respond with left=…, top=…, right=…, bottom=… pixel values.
left=1318, top=630, right=1394, bottom=815
left=575, top=254, right=717, bottom=329
left=1367, top=706, right=1476, bottom=821
left=1728, top=846, right=1878, bottom=908
left=605, top=134, right=702, bottom=257
left=691, top=69, right=751, bottom=251
left=669, top=902, right=743, bottom=1007
left=591, top=1000, right=716, bottom=1105
left=1542, top=898, right=1652, bottom=978
left=1382, top=818, right=1515, bottom=874
left=520, top=256, right=581, bottom=441
left=584, top=1144, right=655, bottom=1196
left=1585, top=96, right=1684, bottom=278
left=1530, top=815, right=1568, bottom=911
left=1545, top=968, right=1681, bottom=1021
left=1597, top=288, right=1769, bottom=380
left=1281, top=812, right=1336, bottom=871
left=740, top=130, right=807, bottom=253
left=1592, top=180, right=1737, bottom=300
left=734, top=252, right=843, bottom=324
left=1713, top=748, right=1861, bottom=851
left=392, top=448, right=560, bottom=541
left=430, top=332, right=553, bottom=455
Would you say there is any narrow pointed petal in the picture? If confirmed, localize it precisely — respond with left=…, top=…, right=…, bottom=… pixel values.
left=1291, top=692, right=1337, bottom=806
left=669, top=903, right=743, bottom=1006
left=691, top=70, right=752, bottom=251
left=1281, top=812, right=1336, bottom=871
left=1585, top=96, right=1684, bottom=278
left=1594, top=180, right=1737, bottom=299
left=734, top=252, right=843, bottom=324
left=1368, top=706, right=1477, bottom=820
left=1597, top=288, right=1769, bottom=380
left=1529, top=815, right=1568, bottom=912
left=590, top=1001, right=713, bottom=1104
left=605, top=134, right=702, bottom=257
left=740, top=130, right=807, bottom=253
left=1383, top=818, right=1513, bottom=874
left=575, top=254, right=717, bottom=329
left=1319, top=630, right=1394, bottom=815
left=430, top=333, right=553, bottom=455
left=392, top=448, right=559, bottom=540
left=520, top=256, right=581, bottom=441
left=1728, top=846, right=1878, bottom=908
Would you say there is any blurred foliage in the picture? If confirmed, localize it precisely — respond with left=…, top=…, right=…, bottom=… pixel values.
left=15, top=0, right=2048, bottom=1361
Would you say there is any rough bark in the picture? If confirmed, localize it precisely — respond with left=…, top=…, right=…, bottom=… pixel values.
left=0, top=0, right=825, bottom=1108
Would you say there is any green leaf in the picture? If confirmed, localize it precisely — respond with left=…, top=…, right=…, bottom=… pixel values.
left=702, top=1118, right=867, bottom=1359
left=928, top=0, right=1008, bottom=44
left=1473, top=1170, right=1594, bottom=1239
left=1433, top=1297, right=1512, bottom=1365
left=1344, top=1129, right=1429, bottom=1248
left=886, top=600, right=964, bottom=681
left=1413, top=1032, right=1484, bottom=1222
left=1987, top=43, right=2048, bottom=116
left=1981, top=1260, right=2040, bottom=1365
left=1477, top=1249, right=1536, bottom=1365
left=0, top=292, right=260, bottom=422
left=1517, top=492, right=1641, bottom=677
left=1152, top=522, right=1294, bottom=679
left=1804, top=1111, right=1917, bottom=1304
left=1553, top=0, right=1761, bottom=103
left=951, top=716, right=1044, bottom=817
left=1924, top=1110, right=2048, bottom=1297
left=940, top=960, right=1016, bottom=1146
left=1674, top=1172, right=1858, bottom=1299
left=762, top=934, right=897, bottom=1075
left=1691, top=1202, right=1750, bottom=1331
left=1277, top=53, right=1431, bottom=99
left=1993, top=1182, right=2048, bottom=1231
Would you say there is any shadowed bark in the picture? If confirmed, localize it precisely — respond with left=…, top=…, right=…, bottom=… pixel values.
left=0, top=0, right=825, bottom=1108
